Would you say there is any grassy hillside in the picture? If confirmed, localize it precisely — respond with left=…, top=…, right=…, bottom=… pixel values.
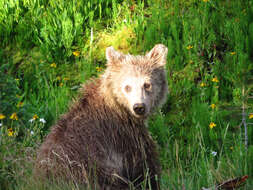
left=0, top=0, right=252, bottom=189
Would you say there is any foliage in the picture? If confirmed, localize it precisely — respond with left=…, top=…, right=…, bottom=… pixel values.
left=0, top=0, right=252, bottom=189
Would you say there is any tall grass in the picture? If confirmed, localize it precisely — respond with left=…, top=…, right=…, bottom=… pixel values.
left=0, top=0, right=252, bottom=189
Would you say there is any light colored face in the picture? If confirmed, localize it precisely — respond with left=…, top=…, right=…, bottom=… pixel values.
left=105, top=44, right=168, bottom=119
left=121, top=75, right=153, bottom=118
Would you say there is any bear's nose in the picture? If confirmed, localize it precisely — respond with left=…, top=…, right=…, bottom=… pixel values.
left=133, top=103, right=146, bottom=115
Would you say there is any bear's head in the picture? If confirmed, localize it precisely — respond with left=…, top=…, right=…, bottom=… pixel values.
left=102, top=44, right=168, bottom=119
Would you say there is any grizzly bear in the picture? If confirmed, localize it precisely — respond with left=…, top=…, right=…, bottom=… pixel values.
left=35, top=44, right=168, bottom=190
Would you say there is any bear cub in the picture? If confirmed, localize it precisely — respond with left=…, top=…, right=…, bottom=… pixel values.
left=36, top=44, right=168, bottom=190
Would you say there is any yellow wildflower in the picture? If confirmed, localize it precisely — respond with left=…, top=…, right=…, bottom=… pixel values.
left=200, top=82, right=206, bottom=87
left=186, top=45, right=193, bottom=50
left=249, top=113, right=253, bottom=119
left=59, top=83, right=63, bottom=87
left=96, top=67, right=103, bottom=72
left=203, top=0, right=209, bottom=2
left=230, top=146, right=233, bottom=150
left=33, top=114, right=39, bottom=120
left=17, top=102, right=24, bottom=108
left=230, top=52, right=236, bottom=55
left=63, top=77, right=70, bottom=81
left=209, top=122, right=216, bottom=129
left=73, top=51, right=80, bottom=57
left=212, top=77, right=219, bottom=83
left=210, top=104, right=216, bottom=109
left=50, top=63, right=57, bottom=68
left=189, top=60, right=194, bottom=64
left=8, top=128, right=14, bottom=136
left=10, top=113, right=18, bottom=120
left=56, top=76, right=61, bottom=81
left=0, top=114, right=6, bottom=120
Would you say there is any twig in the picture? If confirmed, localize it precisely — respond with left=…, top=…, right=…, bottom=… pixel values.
left=242, top=86, right=248, bottom=149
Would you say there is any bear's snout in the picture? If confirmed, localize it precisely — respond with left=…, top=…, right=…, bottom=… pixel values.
left=133, top=103, right=146, bottom=115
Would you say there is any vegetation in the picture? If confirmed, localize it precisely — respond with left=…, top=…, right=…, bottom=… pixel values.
left=0, top=0, right=252, bottom=189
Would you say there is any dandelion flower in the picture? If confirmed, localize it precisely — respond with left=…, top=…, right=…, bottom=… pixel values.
left=230, top=52, right=236, bottom=55
left=39, top=118, right=46, bottom=124
left=0, top=114, right=6, bottom=120
left=29, top=114, right=38, bottom=123
left=96, top=67, right=103, bottom=72
left=8, top=128, right=14, bottom=136
left=73, top=51, right=80, bottom=57
left=203, top=0, right=209, bottom=2
left=10, top=113, right=18, bottom=120
left=59, top=83, right=63, bottom=87
left=209, top=122, right=216, bottom=129
left=17, top=102, right=24, bottom=108
left=186, top=45, right=193, bottom=50
left=212, top=77, right=219, bottom=83
left=200, top=82, right=206, bottom=87
left=210, top=104, right=216, bottom=109
left=211, top=151, right=217, bottom=156
left=33, top=114, right=39, bottom=120
left=50, top=63, right=57, bottom=68
left=249, top=113, right=253, bottom=119
left=56, top=76, right=61, bottom=81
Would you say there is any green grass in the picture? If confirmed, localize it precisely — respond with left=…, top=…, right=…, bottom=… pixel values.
left=0, top=0, right=253, bottom=189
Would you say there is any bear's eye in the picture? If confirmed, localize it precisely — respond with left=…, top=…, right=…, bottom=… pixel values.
left=144, top=83, right=151, bottom=90
left=125, top=85, right=131, bottom=93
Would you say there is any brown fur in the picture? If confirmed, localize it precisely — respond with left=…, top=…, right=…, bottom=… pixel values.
left=35, top=44, right=168, bottom=190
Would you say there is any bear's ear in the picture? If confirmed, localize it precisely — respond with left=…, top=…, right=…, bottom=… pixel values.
left=146, top=44, right=168, bottom=67
left=106, top=46, right=125, bottom=66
